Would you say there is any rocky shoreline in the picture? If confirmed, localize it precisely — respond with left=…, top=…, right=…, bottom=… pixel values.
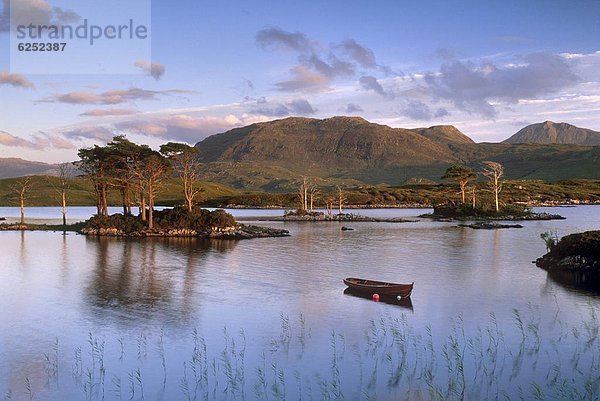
left=421, top=211, right=565, bottom=222
left=239, top=212, right=417, bottom=223
left=80, top=224, right=289, bottom=239
left=536, top=230, right=600, bottom=272
left=458, top=222, right=523, bottom=229
left=1, top=221, right=289, bottom=240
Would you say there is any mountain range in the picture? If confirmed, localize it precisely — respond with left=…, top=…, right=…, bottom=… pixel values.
left=1, top=118, right=599, bottom=189
left=0, top=158, right=60, bottom=179
left=195, top=117, right=600, bottom=189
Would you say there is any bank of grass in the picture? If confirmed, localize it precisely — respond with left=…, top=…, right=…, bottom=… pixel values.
left=0, top=176, right=241, bottom=207
left=0, top=221, right=86, bottom=232
left=0, top=176, right=599, bottom=209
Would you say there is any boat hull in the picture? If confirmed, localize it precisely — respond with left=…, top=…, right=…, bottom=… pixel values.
left=343, top=277, right=413, bottom=298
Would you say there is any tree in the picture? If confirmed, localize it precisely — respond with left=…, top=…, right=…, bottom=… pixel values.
left=325, top=197, right=335, bottom=216
left=298, top=176, right=309, bottom=211
left=442, top=164, right=477, bottom=204
left=129, top=153, right=171, bottom=229
left=309, top=184, right=319, bottom=211
left=336, top=185, right=346, bottom=214
left=160, top=142, right=203, bottom=212
left=10, top=176, right=32, bottom=226
left=469, top=186, right=477, bottom=209
left=49, top=163, right=75, bottom=226
left=482, top=161, right=504, bottom=212
left=77, top=145, right=111, bottom=216
left=105, top=136, right=152, bottom=215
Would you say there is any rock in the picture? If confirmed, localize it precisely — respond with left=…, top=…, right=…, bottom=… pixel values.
left=458, top=222, right=523, bottom=229
left=536, top=230, right=600, bottom=272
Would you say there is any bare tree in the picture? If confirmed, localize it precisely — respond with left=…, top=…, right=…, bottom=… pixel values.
left=325, top=197, right=334, bottom=216
left=336, top=185, right=346, bottom=214
left=130, top=154, right=171, bottom=229
left=10, top=176, right=32, bottom=226
left=309, top=185, right=319, bottom=211
left=482, top=161, right=504, bottom=212
left=48, top=163, right=75, bottom=226
left=298, top=176, right=309, bottom=211
left=160, top=143, right=204, bottom=212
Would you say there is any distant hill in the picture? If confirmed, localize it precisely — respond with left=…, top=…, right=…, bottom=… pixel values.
left=198, top=116, right=460, bottom=166
left=412, top=125, right=475, bottom=146
left=504, top=121, right=600, bottom=145
left=196, top=117, right=600, bottom=189
left=196, top=116, right=477, bottom=188
left=0, top=158, right=59, bottom=179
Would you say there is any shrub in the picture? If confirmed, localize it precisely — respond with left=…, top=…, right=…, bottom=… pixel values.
left=154, top=206, right=237, bottom=230
left=540, top=231, right=558, bottom=252
left=86, top=214, right=146, bottom=233
left=84, top=206, right=238, bottom=233
left=433, top=201, right=531, bottom=218
left=547, top=231, right=600, bottom=262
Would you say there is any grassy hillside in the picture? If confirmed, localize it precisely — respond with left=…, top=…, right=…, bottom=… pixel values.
left=0, top=176, right=241, bottom=208
left=1, top=176, right=598, bottom=209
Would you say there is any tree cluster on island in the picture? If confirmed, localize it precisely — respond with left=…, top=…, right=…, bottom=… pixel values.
left=0, top=135, right=289, bottom=238
left=77, top=135, right=203, bottom=230
left=432, top=161, right=564, bottom=221
left=285, top=177, right=350, bottom=220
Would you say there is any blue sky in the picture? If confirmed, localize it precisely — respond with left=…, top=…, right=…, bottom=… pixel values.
left=1, top=0, right=600, bottom=162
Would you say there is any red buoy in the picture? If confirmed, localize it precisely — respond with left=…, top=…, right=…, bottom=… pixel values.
left=372, top=293, right=380, bottom=302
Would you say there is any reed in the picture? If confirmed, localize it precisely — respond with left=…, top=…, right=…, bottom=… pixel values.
left=24, top=377, right=33, bottom=401
left=7, top=306, right=600, bottom=401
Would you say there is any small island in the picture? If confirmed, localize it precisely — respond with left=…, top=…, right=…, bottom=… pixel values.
left=280, top=209, right=415, bottom=223
left=421, top=201, right=565, bottom=222
left=536, top=230, right=600, bottom=272
left=0, top=207, right=289, bottom=239
left=458, top=222, right=523, bottom=230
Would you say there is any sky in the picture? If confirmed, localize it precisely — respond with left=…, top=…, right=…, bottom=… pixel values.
left=1, top=0, right=600, bottom=162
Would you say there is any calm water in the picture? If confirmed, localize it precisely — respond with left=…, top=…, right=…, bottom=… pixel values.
left=0, top=206, right=599, bottom=400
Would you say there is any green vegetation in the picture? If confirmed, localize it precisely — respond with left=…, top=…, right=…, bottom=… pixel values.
left=441, top=164, right=477, bottom=204
left=0, top=221, right=86, bottom=232
left=84, top=206, right=237, bottom=235
left=431, top=202, right=533, bottom=219
left=1, top=177, right=600, bottom=209
left=0, top=175, right=239, bottom=207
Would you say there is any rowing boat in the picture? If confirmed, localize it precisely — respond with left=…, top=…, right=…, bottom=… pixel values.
left=343, top=277, right=414, bottom=298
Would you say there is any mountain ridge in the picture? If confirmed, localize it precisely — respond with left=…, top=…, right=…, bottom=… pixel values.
left=2, top=117, right=599, bottom=188
left=194, top=116, right=600, bottom=189
left=504, top=121, right=600, bottom=145
left=0, top=157, right=60, bottom=179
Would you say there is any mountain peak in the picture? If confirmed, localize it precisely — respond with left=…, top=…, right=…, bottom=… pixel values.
left=412, top=125, right=475, bottom=145
left=503, top=121, right=600, bottom=145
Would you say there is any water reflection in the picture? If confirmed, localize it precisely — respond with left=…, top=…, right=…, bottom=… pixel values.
left=84, top=237, right=239, bottom=325
left=546, top=269, right=600, bottom=295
